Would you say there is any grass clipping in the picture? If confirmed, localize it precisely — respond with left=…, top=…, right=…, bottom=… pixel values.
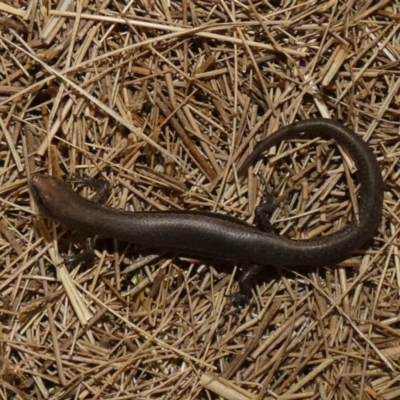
left=0, top=1, right=399, bottom=399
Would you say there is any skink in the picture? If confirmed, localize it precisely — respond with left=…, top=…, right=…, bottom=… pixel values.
left=30, top=119, right=383, bottom=267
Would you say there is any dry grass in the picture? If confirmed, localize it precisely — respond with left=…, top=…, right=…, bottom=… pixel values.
left=1, top=0, right=400, bottom=399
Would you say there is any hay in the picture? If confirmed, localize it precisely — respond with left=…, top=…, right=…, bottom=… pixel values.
left=0, top=1, right=399, bottom=399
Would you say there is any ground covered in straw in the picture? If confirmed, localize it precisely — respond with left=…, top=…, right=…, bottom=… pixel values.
left=1, top=0, right=400, bottom=399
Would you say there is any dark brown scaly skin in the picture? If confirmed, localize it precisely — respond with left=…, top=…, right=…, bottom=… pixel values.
left=30, top=119, right=383, bottom=297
